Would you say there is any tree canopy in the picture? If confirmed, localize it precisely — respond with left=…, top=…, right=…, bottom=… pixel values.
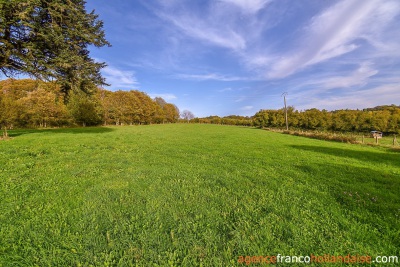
left=0, top=0, right=109, bottom=94
left=181, top=110, right=195, bottom=122
left=0, top=79, right=180, bottom=131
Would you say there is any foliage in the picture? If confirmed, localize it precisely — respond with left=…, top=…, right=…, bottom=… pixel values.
left=96, top=89, right=179, bottom=125
left=67, top=90, right=102, bottom=126
left=0, top=124, right=399, bottom=265
left=19, top=86, right=68, bottom=128
left=0, top=79, right=179, bottom=128
left=180, top=109, right=195, bottom=122
left=0, top=89, right=18, bottom=137
left=252, top=107, right=400, bottom=134
left=194, top=115, right=259, bottom=127
left=0, top=0, right=110, bottom=94
left=152, top=98, right=180, bottom=123
left=1, top=78, right=398, bottom=133
left=163, top=103, right=180, bottom=123
left=191, top=106, right=400, bottom=134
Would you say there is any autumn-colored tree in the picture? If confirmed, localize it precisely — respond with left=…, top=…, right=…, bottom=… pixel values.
left=19, top=87, right=68, bottom=127
left=0, top=79, right=34, bottom=135
left=253, top=110, right=269, bottom=128
left=388, top=109, right=400, bottom=133
left=164, top=104, right=180, bottom=123
left=0, top=90, right=21, bottom=137
left=2, top=78, right=399, bottom=134
left=132, top=91, right=156, bottom=124
left=0, top=78, right=183, bottom=131
left=95, top=88, right=116, bottom=125
left=370, top=110, right=391, bottom=132
left=153, top=97, right=167, bottom=123
left=301, top=109, right=324, bottom=130
left=252, top=105, right=399, bottom=133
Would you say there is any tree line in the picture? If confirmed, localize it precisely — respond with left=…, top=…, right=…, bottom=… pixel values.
left=192, top=106, right=400, bottom=134
left=1, top=78, right=399, bottom=135
left=253, top=107, right=400, bottom=133
left=191, top=115, right=253, bottom=126
left=0, top=79, right=179, bottom=131
left=4, top=1, right=397, bottom=136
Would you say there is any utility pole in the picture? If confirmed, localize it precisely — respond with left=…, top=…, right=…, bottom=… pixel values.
left=282, top=92, right=289, bottom=130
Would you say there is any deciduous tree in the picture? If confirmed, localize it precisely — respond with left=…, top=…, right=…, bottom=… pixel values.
left=181, top=110, right=194, bottom=122
left=19, top=87, right=68, bottom=127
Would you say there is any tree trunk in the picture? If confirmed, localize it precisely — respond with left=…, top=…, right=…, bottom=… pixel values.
left=2, top=125, right=8, bottom=139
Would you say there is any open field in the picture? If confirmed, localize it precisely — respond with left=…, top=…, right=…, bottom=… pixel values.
left=0, top=124, right=399, bottom=266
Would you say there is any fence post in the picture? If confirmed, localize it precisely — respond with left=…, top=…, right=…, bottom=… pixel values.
left=362, top=135, right=364, bottom=144
left=394, top=134, right=397, bottom=146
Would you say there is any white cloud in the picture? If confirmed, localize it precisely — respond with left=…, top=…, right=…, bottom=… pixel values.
left=102, top=66, right=138, bottom=90
left=301, top=62, right=379, bottom=90
left=218, top=87, right=233, bottom=93
left=267, top=0, right=400, bottom=78
left=147, top=0, right=277, bottom=54
left=148, top=93, right=177, bottom=101
left=157, top=10, right=246, bottom=51
left=143, top=0, right=273, bottom=76
left=219, top=0, right=271, bottom=14
left=86, top=1, right=400, bottom=116
left=296, top=83, right=400, bottom=111
left=235, top=96, right=247, bottom=103
left=176, top=73, right=249, bottom=82
left=240, top=105, right=254, bottom=111
left=323, top=64, right=378, bottom=89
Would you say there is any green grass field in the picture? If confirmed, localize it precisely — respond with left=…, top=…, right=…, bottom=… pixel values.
left=1, top=124, right=399, bottom=266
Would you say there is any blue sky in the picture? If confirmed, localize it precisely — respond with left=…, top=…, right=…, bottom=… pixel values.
left=85, top=0, right=400, bottom=117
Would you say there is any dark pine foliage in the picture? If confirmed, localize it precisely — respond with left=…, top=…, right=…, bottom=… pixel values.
left=0, top=0, right=110, bottom=94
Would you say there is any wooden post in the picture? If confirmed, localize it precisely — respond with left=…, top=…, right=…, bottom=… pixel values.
left=282, top=92, right=289, bottom=131
left=2, top=126, right=8, bottom=139
left=375, top=136, right=378, bottom=144
left=362, top=135, right=364, bottom=144
left=394, top=134, right=397, bottom=146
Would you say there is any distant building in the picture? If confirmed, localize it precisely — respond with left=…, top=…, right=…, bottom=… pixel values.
left=370, top=131, right=383, bottom=138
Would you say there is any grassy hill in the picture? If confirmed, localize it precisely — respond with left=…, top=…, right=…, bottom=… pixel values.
left=0, top=124, right=399, bottom=266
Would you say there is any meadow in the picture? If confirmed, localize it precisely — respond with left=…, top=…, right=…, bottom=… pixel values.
left=0, top=124, right=399, bottom=266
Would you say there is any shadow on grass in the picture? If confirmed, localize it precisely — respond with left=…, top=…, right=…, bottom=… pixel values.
left=290, top=145, right=400, bottom=168
left=7, top=126, right=115, bottom=137
left=293, top=162, right=400, bottom=221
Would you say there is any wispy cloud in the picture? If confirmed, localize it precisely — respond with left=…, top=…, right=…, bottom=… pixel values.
left=219, top=0, right=271, bottom=14
left=299, top=62, right=379, bottom=90
left=148, top=0, right=275, bottom=53
left=148, top=93, right=177, bottom=101
left=90, top=0, right=400, bottom=116
left=176, top=73, right=250, bottom=82
left=321, top=64, right=378, bottom=89
left=240, top=105, right=254, bottom=111
left=147, top=0, right=400, bottom=83
left=102, top=66, right=138, bottom=90
left=139, top=0, right=273, bottom=78
left=156, top=7, right=246, bottom=51
left=267, top=0, right=400, bottom=78
left=235, top=96, right=246, bottom=103
left=295, top=83, right=400, bottom=111
left=218, top=87, right=233, bottom=93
